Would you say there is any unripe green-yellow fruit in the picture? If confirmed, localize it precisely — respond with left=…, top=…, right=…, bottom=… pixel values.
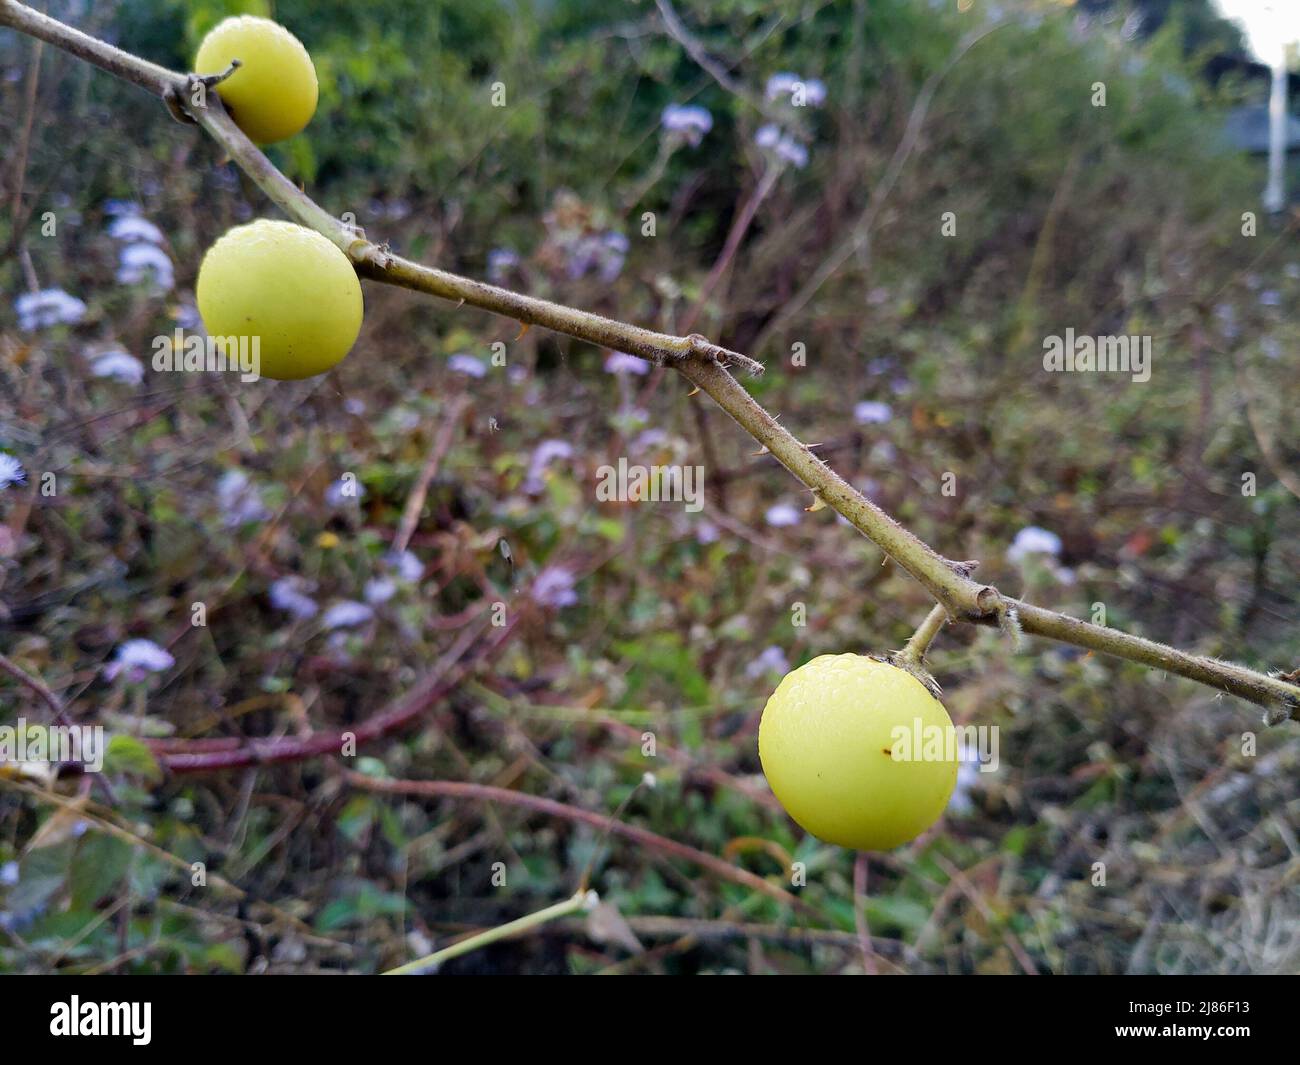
left=194, top=16, right=317, bottom=144
left=758, top=653, right=958, bottom=850
left=196, top=220, right=363, bottom=381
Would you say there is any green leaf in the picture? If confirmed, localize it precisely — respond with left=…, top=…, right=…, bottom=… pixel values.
left=71, top=834, right=133, bottom=910
left=203, top=941, right=245, bottom=973
left=315, top=881, right=408, bottom=931
left=335, top=795, right=375, bottom=844
left=862, top=895, right=931, bottom=937
left=594, top=517, right=626, bottom=544
left=1001, top=825, right=1031, bottom=856
left=102, top=735, right=163, bottom=783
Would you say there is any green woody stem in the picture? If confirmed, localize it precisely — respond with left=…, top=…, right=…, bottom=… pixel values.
left=382, top=891, right=595, bottom=975
left=2, top=0, right=1296, bottom=720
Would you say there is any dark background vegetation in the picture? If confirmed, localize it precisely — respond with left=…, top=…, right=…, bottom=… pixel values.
left=1, top=0, right=1297, bottom=973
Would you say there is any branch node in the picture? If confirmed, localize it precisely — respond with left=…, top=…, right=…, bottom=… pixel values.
left=976, top=588, right=1023, bottom=651
left=975, top=585, right=1001, bottom=615
left=684, top=333, right=765, bottom=376
left=168, top=62, right=241, bottom=126
left=162, top=84, right=196, bottom=126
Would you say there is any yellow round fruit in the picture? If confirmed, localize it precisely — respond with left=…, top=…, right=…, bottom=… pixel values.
left=758, top=653, right=958, bottom=850
left=196, top=220, right=363, bottom=381
left=194, top=16, right=317, bottom=144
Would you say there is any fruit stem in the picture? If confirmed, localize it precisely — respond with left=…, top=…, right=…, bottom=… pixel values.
left=899, top=604, right=950, bottom=667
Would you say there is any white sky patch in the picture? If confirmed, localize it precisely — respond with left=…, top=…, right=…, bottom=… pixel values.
left=1213, top=0, right=1300, bottom=63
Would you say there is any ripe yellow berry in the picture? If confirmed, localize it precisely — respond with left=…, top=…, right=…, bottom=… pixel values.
left=196, top=220, right=363, bottom=381
left=194, top=16, right=317, bottom=145
left=758, top=653, right=958, bottom=850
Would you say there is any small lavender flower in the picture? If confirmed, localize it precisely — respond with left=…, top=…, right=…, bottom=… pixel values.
left=1006, top=526, right=1062, bottom=564
left=15, top=288, right=86, bottom=331
left=853, top=401, right=892, bottom=425
left=108, top=215, right=165, bottom=244
left=386, top=549, right=424, bottom=584
left=1214, top=303, right=1238, bottom=340
left=1259, top=290, right=1281, bottom=307
left=765, top=72, right=826, bottom=107
left=566, top=231, right=628, bottom=282
left=321, top=601, right=374, bottom=630
left=524, top=440, right=574, bottom=494
left=103, top=639, right=174, bottom=683
left=116, top=242, right=174, bottom=290
left=363, top=577, right=397, bottom=604
left=773, top=134, right=809, bottom=169
left=0, top=454, right=27, bottom=491
left=765, top=503, right=801, bottom=528
left=562, top=242, right=589, bottom=280
left=487, top=247, right=520, bottom=283
left=173, top=302, right=203, bottom=330
left=604, top=351, right=649, bottom=375
left=765, top=72, right=799, bottom=100
left=598, top=231, right=629, bottom=283
left=390, top=408, right=421, bottom=432
left=631, top=428, right=668, bottom=452
left=217, top=470, right=271, bottom=527
left=696, top=520, right=719, bottom=545
left=661, top=103, right=713, bottom=147
left=89, top=349, right=145, bottom=385
left=746, top=645, right=790, bottom=678
left=103, top=199, right=142, bottom=217
left=448, top=353, right=488, bottom=378
left=754, top=125, right=809, bottom=168
left=269, top=577, right=319, bottom=620
left=802, top=79, right=827, bottom=106
left=531, top=565, right=578, bottom=608
left=325, top=476, right=365, bottom=507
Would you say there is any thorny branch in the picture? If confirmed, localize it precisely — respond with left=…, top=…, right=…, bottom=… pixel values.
left=1, top=0, right=1296, bottom=722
